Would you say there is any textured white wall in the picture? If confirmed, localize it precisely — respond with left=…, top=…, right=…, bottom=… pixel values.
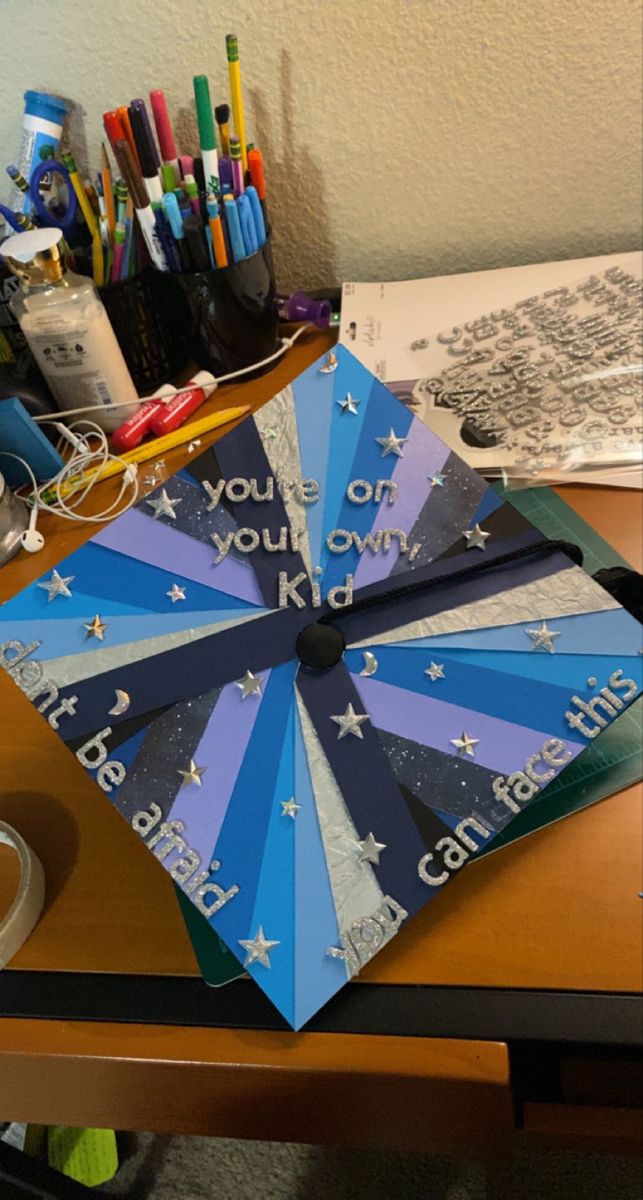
left=1, top=0, right=641, bottom=291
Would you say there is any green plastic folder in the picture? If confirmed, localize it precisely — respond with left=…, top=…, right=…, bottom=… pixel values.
left=482, top=485, right=642, bottom=855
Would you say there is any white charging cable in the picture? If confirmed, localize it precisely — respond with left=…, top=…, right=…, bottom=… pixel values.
left=32, top=325, right=313, bottom=423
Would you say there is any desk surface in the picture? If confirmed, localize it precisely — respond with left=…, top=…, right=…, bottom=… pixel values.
left=0, top=329, right=641, bottom=1145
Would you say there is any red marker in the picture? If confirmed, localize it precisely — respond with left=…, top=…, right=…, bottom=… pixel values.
left=150, top=89, right=179, bottom=183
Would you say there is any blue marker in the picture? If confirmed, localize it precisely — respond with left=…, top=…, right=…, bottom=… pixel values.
left=237, top=194, right=258, bottom=256
left=245, top=185, right=266, bottom=247
left=223, top=193, right=246, bottom=262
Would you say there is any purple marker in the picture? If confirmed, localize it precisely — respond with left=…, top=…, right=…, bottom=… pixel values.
left=229, top=136, right=245, bottom=196
left=218, top=154, right=233, bottom=193
left=130, top=98, right=161, bottom=171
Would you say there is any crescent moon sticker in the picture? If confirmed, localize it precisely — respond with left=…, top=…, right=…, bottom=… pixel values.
left=319, top=351, right=338, bottom=374
left=108, top=688, right=131, bottom=716
left=359, top=652, right=378, bottom=677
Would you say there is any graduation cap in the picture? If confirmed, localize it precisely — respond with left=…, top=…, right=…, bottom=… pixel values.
left=1, top=345, right=640, bottom=1028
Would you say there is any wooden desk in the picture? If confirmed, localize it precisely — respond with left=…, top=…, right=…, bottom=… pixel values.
left=0, top=329, right=641, bottom=1155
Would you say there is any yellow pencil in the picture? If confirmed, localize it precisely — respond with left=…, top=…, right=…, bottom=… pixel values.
left=62, top=150, right=104, bottom=287
left=101, top=143, right=116, bottom=238
left=226, top=34, right=248, bottom=173
left=45, top=404, right=251, bottom=500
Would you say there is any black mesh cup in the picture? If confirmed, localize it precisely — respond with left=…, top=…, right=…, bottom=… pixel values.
left=100, top=266, right=192, bottom=393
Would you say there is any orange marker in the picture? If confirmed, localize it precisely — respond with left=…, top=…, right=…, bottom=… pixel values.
left=117, top=105, right=141, bottom=171
left=103, top=110, right=126, bottom=153
left=247, top=148, right=266, bottom=200
left=207, top=195, right=228, bottom=268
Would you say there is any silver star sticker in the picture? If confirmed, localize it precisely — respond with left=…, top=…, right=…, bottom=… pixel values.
left=166, top=583, right=186, bottom=603
left=330, top=702, right=370, bottom=740
left=261, top=426, right=278, bottom=440
left=375, top=428, right=408, bottom=457
left=450, top=731, right=479, bottom=757
left=526, top=620, right=561, bottom=653
left=337, top=391, right=360, bottom=415
left=356, top=832, right=386, bottom=864
left=146, top=489, right=182, bottom=520
left=429, top=472, right=446, bottom=487
left=425, top=661, right=445, bottom=681
left=178, top=758, right=207, bottom=787
left=463, top=524, right=490, bottom=551
left=187, top=440, right=201, bottom=453
left=280, top=797, right=301, bottom=819
left=37, top=569, right=74, bottom=602
left=236, top=669, right=264, bottom=699
left=83, top=614, right=108, bottom=640
left=238, top=926, right=280, bottom=968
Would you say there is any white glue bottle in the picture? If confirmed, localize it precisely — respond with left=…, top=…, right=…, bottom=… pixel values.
left=1, top=228, right=138, bottom=432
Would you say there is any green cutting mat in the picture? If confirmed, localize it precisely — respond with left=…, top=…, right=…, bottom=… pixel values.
left=482, top=485, right=642, bottom=855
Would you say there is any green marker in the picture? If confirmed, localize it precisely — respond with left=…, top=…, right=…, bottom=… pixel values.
left=161, top=162, right=177, bottom=193
left=193, top=74, right=220, bottom=197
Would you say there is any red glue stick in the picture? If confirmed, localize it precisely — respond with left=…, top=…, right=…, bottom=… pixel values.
left=149, top=371, right=216, bottom=436
left=111, top=385, right=176, bottom=452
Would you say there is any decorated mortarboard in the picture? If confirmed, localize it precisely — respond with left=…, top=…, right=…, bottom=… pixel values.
left=1, top=344, right=641, bottom=1029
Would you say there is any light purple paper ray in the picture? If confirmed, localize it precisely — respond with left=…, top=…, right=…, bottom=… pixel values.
left=351, top=673, right=584, bottom=775
left=167, top=672, right=270, bottom=863
left=94, top=509, right=265, bottom=607
left=353, top=425, right=448, bottom=588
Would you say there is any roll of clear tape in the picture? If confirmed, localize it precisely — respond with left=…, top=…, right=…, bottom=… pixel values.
left=0, top=820, right=45, bottom=969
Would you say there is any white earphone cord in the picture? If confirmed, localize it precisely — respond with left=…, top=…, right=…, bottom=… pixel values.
left=1, top=326, right=312, bottom=547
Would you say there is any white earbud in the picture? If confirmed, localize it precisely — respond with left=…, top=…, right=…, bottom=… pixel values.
left=20, top=506, right=45, bottom=553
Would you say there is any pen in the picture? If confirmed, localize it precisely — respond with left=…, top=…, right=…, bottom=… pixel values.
left=150, top=89, right=179, bottom=185
left=161, top=191, right=191, bottom=270
left=193, top=75, right=220, bottom=198
left=130, top=98, right=161, bottom=172
left=184, top=174, right=201, bottom=217
left=226, top=34, right=248, bottom=173
left=179, top=154, right=194, bottom=180
left=129, top=104, right=163, bottom=203
left=229, top=136, right=244, bottom=196
left=117, top=105, right=141, bottom=171
left=206, top=194, right=228, bottom=268
left=223, top=193, right=245, bottom=262
left=154, top=207, right=181, bottom=271
left=236, top=193, right=258, bottom=256
left=214, top=104, right=230, bottom=156
left=113, top=138, right=168, bottom=271
left=245, top=185, right=266, bottom=246
left=184, top=213, right=210, bottom=271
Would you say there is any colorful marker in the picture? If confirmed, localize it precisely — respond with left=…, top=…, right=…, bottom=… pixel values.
left=206, top=194, right=228, bottom=268
left=193, top=75, right=220, bottom=197
left=229, top=136, right=244, bottom=196
left=237, top=193, right=258, bottom=256
left=150, top=89, right=179, bottom=185
left=223, top=192, right=245, bottom=262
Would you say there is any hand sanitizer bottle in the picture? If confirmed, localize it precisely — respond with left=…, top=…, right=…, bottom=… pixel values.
left=1, top=227, right=138, bottom=432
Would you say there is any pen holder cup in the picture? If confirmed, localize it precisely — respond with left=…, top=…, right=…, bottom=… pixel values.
left=166, top=239, right=279, bottom=380
left=100, top=267, right=192, bottom=393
